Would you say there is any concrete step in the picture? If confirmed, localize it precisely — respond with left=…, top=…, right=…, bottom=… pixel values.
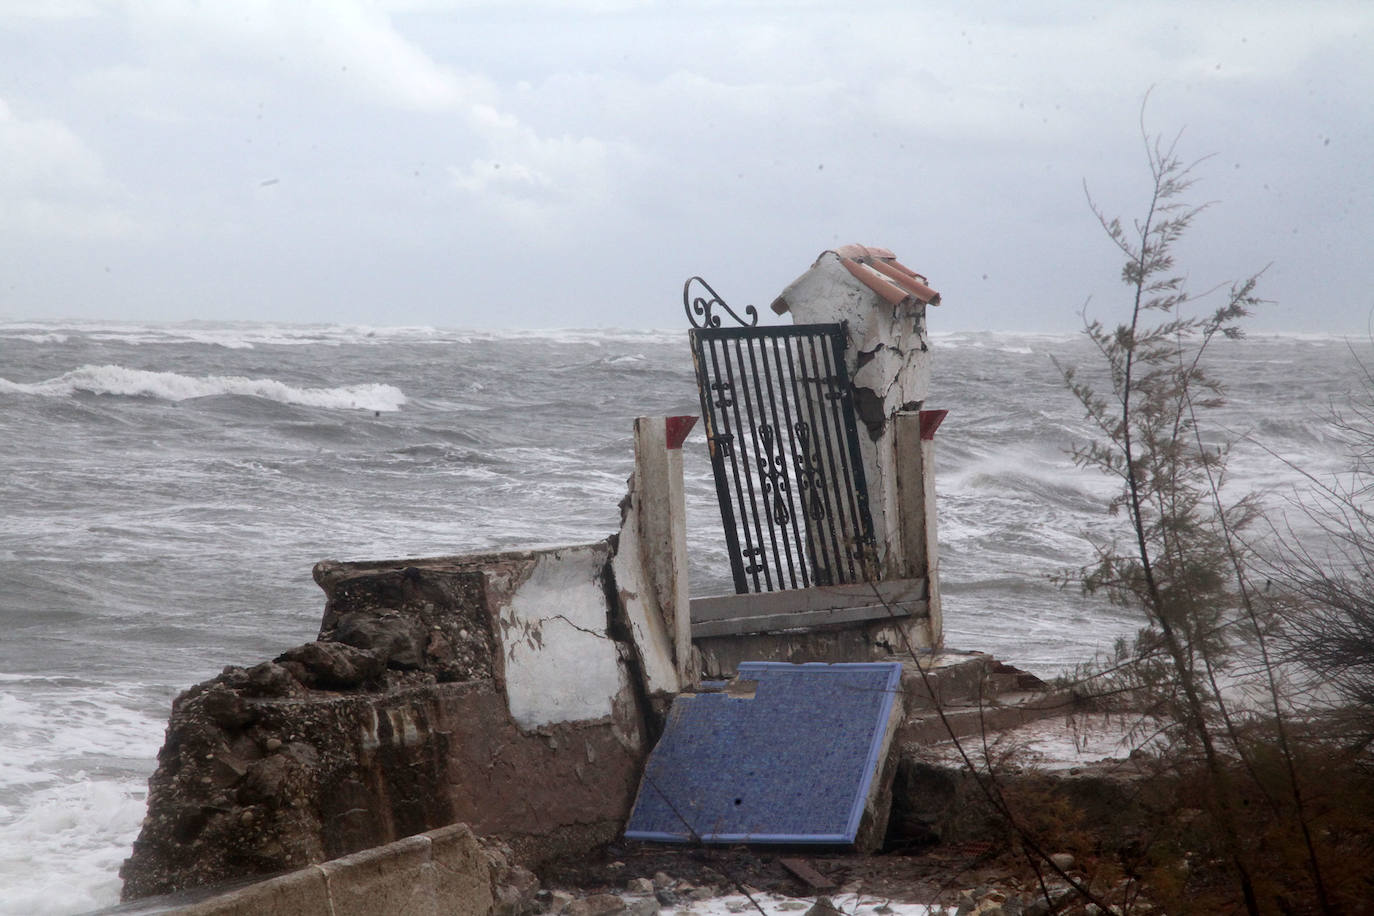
left=883, top=650, right=1076, bottom=747
left=899, top=689, right=1079, bottom=745
left=890, top=650, right=1050, bottom=712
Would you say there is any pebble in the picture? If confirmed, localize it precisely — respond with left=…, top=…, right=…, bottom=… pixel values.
left=1049, top=852, right=1075, bottom=872
left=623, top=897, right=658, bottom=916
left=625, top=877, right=655, bottom=896
left=804, top=897, right=843, bottom=916
left=563, top=893, right=624, bottom=916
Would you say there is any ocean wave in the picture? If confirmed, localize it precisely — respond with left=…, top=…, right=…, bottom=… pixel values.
left=0, top=332, right=69, bottom=344
left=0, top=321, right=687, bottom=350
left=0, top=365, right=406, bottom=411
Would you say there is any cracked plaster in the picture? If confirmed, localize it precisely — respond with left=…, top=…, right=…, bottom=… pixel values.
left=497, top=545, right=628, bottom=731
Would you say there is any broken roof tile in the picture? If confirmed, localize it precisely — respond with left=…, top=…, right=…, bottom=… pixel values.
left=773, top=244, right=940, bottom=316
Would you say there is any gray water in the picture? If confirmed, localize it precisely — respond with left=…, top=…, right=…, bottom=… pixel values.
left=0, top=321, right=1366, bottom=913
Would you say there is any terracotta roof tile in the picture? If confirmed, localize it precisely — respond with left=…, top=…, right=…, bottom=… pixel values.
left=771, top=244, right=941, bottom=315
left=829, top=243, right=939, bottom=307
left=829, top=244, right=940, bottom=306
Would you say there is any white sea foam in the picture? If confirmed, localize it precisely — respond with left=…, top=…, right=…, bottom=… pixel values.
left=664, top=891, right=935, bottom=916
left=0, top=364, right=407, bottom=411
left=0, top=778, right=147, bottom=916
left=0, top=678, right=166, bottom=915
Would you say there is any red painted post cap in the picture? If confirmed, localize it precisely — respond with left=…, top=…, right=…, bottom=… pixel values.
left=919, top=409, right=948, bottom=441
left=665, top=415, right=699, bottom=450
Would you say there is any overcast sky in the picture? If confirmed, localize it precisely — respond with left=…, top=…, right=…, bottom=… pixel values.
left=1, top=1, right=1370, bottom=332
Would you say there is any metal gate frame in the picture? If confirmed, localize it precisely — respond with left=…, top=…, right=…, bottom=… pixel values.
left=689, top=310, right=878, bottom=594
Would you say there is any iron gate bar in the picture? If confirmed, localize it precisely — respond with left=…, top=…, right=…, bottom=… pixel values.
left=794, top=330, right=853, bottom=585
left=811, top=329, right=874, bottom=582
left=690, top=322, right=878, bottom=594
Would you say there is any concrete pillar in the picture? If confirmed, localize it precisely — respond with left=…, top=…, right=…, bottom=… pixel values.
left=770, top=246, right=939, bottom=580
left=895, top=409, right=945, bottom=648
left=612, top=416, right=697, bottom=694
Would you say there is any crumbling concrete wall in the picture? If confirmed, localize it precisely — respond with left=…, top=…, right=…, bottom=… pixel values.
left=121, top=544, right=648, bottom=901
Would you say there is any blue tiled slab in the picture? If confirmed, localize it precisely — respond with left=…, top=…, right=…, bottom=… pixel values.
left=624, top=661, right=903, bottom=844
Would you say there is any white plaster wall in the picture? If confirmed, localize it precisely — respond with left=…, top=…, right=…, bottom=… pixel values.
left=497, top=546, right=628, bottom=731
left=778, top=252, right=932, bottom=414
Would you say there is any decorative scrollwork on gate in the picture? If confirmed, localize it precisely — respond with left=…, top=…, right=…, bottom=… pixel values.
left=756, top=424, right=792, bottom=526
left=793, top=421, right=828, bottom=522
left=683, top=276, right=759, bottom=329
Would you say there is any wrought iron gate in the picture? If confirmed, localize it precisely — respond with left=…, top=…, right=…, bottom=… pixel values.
left=686, top=277, right=878, bottom=594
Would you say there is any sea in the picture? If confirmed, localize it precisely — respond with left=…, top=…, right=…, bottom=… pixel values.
left=0, top=320, right=1368, bottom=914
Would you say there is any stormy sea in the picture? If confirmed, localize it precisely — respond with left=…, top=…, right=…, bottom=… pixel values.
left=1, top=320, right=1368, bottom=914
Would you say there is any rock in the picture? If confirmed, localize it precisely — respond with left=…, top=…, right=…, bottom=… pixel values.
left=805, top=897, right=843, bottom=916
left=548, top=890, right=575, bottom=913
left=686, top=886, right=716, bottom=901
left=624, top=897, right=659, bottom=916
left=1049, top=852, right=1075, bottom=872
left=654, top=890, right=678, bottom=907
left=971, top=890, right=1010, bottom=916
left=652, top=872, right=675, bottom=890
left=238, top=754, right=290, bottom=805
left=331, top=609, right=427, bottom=670
left=565, top=893, right=626, bottom=916
left=1022, top=883, right=1077, bottom=916
left=242, top=661, right=301, bottom=698
left=625, top=877, right=655, bottom=895
left=200, top=684, right=255, bottom=728
left=426, top=629, right=457, bottom=668
left=493, top=864, right=540, bottom=916
left=206, top=750, right=250, bottom=788
left=274, top=641, right=384, bottom=689
left=170, top=803, right=209, bottom=843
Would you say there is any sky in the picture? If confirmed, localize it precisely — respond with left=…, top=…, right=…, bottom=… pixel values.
left=1, top=0, right=1371, bottom=332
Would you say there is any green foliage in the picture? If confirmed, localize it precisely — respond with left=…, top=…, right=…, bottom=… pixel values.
left=1056, top=128, right=1265, bottom=739
left=1054, top=115, right=1335, bottom=914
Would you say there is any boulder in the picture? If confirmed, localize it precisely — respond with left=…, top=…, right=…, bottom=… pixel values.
left=275, top=641, right=384, bottom=689
left=331, top=609, right=427, bottom=670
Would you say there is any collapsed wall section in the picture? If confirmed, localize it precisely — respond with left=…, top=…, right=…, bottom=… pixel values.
left=121, top=544, right=648, bottom=901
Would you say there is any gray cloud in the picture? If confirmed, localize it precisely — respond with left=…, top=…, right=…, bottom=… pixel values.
left=0, top=0, right=1370, bottom=332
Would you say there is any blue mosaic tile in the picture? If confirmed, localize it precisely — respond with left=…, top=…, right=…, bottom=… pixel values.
left=624, top=661, right=902, bottom=844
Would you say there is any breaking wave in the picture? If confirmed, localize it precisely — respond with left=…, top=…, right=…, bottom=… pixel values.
left=0, top=365, right=407, bottom=412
